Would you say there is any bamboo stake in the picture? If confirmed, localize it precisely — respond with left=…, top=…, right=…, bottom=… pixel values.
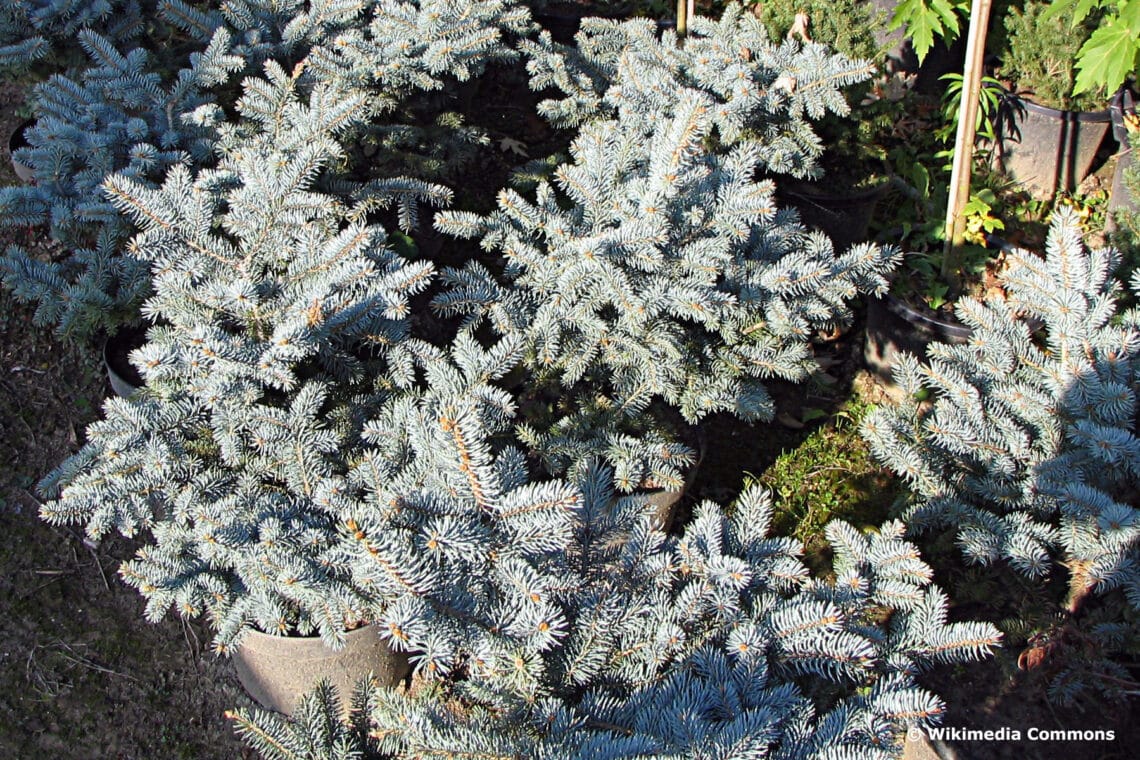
left=676, top=0, right=695, bottom=38
left=941, top=0, right=994, bottom=292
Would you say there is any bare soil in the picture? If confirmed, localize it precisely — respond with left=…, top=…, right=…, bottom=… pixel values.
left=0, top=80, right=255, bottom=760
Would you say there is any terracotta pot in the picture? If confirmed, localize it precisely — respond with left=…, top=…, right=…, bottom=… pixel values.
left=232, top=623, right=411, bottom=715
left=991, top=94, right=1111, bottom=200
left=863, top=292, right=971, bottom=391
left=779, top=179, right=891, bottom=252
left=8, top=118, right=35, bottom=183
left=103, top=324, right=147, bottom=397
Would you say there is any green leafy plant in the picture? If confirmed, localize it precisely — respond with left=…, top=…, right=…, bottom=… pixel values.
left=877, top=178, right=995, bottom=311
left=1055, top=189, right=1111, bottom=233
left=939, top=73, right=1004, bottom=144
left=959, top=188, right=1006, bottom=244
left=887, top=0, right=970, bottom=64
left=751, top=397, right=901, bottom=558
left=997, top=0, right=1104, bottom=111
left=1045, top=0, right=1140, bottom=97
left=900, top=235, right=992, bottom=311
left=877, top=85, right=1003, bottom=312
left=913, top=189, right=1006, bottom=309
left=1110, top=159, right=1140, bottom=266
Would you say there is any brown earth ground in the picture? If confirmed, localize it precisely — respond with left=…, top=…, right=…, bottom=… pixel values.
left=0, top=80, right=256, bottom=759
left=2, top=70, right=1137, bottom=760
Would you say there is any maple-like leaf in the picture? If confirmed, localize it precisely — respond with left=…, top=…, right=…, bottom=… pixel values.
left=889, top=0, right=964, bottom=64
left=1073, top=23, right=1139, bottom=95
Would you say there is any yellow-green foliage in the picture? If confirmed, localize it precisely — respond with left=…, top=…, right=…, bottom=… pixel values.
left=750, top=0, right=883, bottom=62
left=750, top=397, right=900, bottom=561
left=996, top=0, right=1102, bottom=111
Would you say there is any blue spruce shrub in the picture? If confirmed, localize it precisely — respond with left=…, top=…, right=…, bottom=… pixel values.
left=864, top=207, right=1140, bottom=612
left=231, top=482, right=1000, bottom=758
left=864, top=207, right=1140, bottom=704
left=0, top=0, right=534, bottom=339
left=0, top=0, right=146, bottom=72
left=0, top=29, right=237, bottom=338
left=432, top=5, right=899, bottom=485
left=37, top=69, right=446, bottom=650
left=224, top=318, right=999, bottom=758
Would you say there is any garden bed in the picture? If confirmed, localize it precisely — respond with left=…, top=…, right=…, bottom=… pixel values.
left=1, top=11, right=1138, bottom=757
left=3, top=280, right=1135, bottom=757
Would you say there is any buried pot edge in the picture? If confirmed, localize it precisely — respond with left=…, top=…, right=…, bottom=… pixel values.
left=232, top=623, right=411, bottom=716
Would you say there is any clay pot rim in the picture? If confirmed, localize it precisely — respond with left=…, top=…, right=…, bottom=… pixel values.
left=236, top=622, right=376, bottom=645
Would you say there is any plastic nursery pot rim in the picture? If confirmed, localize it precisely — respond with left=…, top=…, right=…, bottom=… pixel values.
left=862, top=291, right=971, bottom=395
left=992, top=93, right=1113, bottom=198
left=102, top=325, right=147, bottom=397
left=1015, top=96, right=1111, bottom=123
left=876, top=233, right=1039, bottom=343
left=876, top=292, right=970, bottom=340
left=779, top=177, right=892, bottom=253
left=780, top=178, right=893, bottom=208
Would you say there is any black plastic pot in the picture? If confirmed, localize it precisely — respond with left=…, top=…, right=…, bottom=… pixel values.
left=8, top=118, right=35, bottom=183
left=863, top=292, right=972, bottom=388
left=779, top=179, right=891, bottom=252
left=1107, top=88, right=1137, bottom=229
left=639, top=429, right=705, bottom=534
left=869, top=0, right=912, bottom=75
left=103, top=324, right=147, bottom=397
left=991, top=94, right=1111, bottom=200
left=533, top=6, right=674, bottom=44
left=532, top=9, right=581, bottom=43
left=869, top=0, right=966, bottom=91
